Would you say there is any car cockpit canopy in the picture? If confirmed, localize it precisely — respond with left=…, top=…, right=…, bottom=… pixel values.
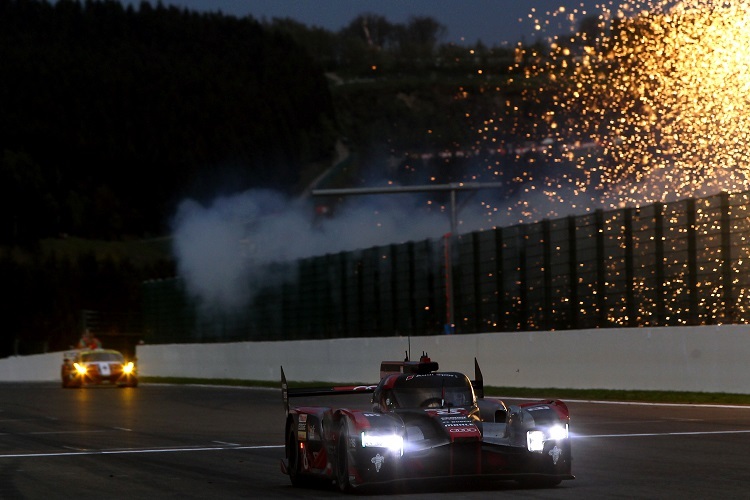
left=373, top=352, right=476, bottom=411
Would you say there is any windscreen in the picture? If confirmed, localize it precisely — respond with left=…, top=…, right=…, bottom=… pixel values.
left=82, top=352, right=124, bottom=363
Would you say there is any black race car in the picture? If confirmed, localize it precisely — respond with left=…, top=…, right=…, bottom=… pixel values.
left=281, top=354, right=573, bottom=491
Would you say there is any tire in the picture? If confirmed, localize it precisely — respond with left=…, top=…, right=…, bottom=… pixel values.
left=62, top=376, right=80, bottom=389
left=336, top=419, right=353, bottom=492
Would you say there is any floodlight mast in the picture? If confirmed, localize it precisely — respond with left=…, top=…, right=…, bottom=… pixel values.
left=312, top=182, right=506, bottom=333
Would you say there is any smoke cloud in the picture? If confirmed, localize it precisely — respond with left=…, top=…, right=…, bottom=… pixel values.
left=170, top=173, right=611, bottom=314
left=171, top=188, right=452, bottom=311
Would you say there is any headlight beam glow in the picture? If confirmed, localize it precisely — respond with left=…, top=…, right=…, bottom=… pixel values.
left=361, top=432, right=404, bottom=455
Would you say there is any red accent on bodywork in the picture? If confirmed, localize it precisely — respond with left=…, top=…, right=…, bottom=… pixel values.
left=550, top=400, right=570, bottom=421
left=332, top=385, right=378, bottom=392
left=345, top=411, right=373, bottom=430
left=311, top=448, right=328, bottom=470
left=521, top=399, right=569, bottom=414
left=519, top=399, right=570, bottom=423
left=379, top=374, right=400, bottom=391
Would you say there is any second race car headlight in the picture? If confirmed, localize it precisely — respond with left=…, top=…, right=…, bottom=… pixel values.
left=122, top=362, right=135, bottom=375
left=548, top=424, right=569, bottom=441
left=361, top=432, right=404, bottom=455
left=527, top=424, right=569, bottom=453
left=73, top=362, right=88, bottom=375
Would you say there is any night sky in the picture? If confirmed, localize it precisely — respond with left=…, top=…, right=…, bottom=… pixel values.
left=119, top=0, right=627, bottom=45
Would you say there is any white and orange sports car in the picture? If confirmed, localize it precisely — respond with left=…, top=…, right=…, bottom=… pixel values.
left=61, top=349, right=138, bottom=388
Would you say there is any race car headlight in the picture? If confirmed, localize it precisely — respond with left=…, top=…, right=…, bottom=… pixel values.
left=122, top=362, right=135, bottom=375
left=548, top=424, right=569, bottom=441
left=361, top=432, right=403, bottom=455
left=73, top=362, right=88, bottom=375
left=527, top=424, right=569, bottom=453
left=527, top=430, right=546, bottom=452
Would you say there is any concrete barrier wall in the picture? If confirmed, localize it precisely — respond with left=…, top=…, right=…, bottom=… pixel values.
left=2, top=325, right=750, bottom=394
left=130, top=325, right=750, bottom=393
left=0, top=351, right=63, bottom=382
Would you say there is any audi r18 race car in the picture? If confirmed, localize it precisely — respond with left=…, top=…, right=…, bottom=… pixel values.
left=61, top=349, right=138, bottom=388
left=281, top=354, right=573, bottom=492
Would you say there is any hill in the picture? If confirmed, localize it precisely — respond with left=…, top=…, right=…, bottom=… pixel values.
left=0, top=0, right=337, bottom=242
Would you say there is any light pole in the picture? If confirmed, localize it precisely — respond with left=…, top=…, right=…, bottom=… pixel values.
left=312, top=182, right=506, bottom=331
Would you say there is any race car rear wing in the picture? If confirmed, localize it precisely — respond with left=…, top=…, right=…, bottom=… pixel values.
left=281, top=366, right=376, bottom=413
left=282, top=358, right=484, bottom=412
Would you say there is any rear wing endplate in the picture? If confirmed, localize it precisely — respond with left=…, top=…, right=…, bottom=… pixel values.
left=472, top=358, right=484, bottom=399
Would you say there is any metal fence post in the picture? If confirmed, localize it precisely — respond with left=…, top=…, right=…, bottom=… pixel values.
left=686, top=198, right=699, bottom=325
left=720, top=192, right=733, bottom=322
left=595, top=209, right=607, bottom=327
left=519, top=224, right=529, bottom=330
left=623, top=208, right=635, bottom=327
left=472, top=232, right=482, bottom=332
left=542, top=219, right=552, bottom=331
left=494, top=227, right=505, bottom=330
left=654, top=202, right=666, bottom=326
left=567, top=215, right=578, bottom=330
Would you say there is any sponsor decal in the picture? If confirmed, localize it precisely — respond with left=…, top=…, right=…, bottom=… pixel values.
left=549, top=445, right=562, bottom=465
left=371, top=453, right=385, bottom=472
left=406, top=373, right=460, bottom=381
left=449, top=427, right=477, bottom=433
left=297, top=415, right=307, bottom=440
left=435, top=408, right=464, bottom=415
left=526, top=406, right=550, bottom=412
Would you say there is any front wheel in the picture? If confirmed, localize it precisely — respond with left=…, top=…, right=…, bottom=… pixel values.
left=336, top=420, right=353, bottom=492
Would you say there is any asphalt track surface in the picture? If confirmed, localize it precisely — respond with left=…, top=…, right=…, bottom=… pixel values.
left=1, top=382, right=750, bottom=498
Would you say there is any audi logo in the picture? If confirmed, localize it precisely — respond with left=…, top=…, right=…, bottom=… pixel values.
left=449, top=427, right=477, bottom=433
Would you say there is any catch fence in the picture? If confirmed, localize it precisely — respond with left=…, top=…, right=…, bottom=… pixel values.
left=143, top=191, right=750, bottom=343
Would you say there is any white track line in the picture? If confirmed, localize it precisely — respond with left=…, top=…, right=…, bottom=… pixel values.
left=506, top=397, right=750, bottom=409
left=0, top=444, right=283, bottom=459
left=574, top=429, right=750, bottom=439
left=4, top=426, right=750, bottom=458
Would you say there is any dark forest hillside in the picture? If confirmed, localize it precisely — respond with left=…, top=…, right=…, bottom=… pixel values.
left=0, top=1, right=594, bottom=356
left=0, top=0, right=336, bottom=242
left=0, top=0, right=338, bottom=355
